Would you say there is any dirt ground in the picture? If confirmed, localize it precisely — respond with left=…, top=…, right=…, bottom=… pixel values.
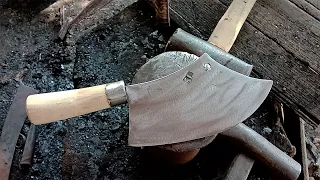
left=0, top=0, right=303, bottom=179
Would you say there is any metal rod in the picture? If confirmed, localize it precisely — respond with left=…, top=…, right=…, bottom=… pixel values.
left=220, top=123, right=301, bottom=180
left=224, top=153, right=255, bottom=180
left=20, top=124, right=37, bottom=166
left=166, top=28, right=253, bottom=76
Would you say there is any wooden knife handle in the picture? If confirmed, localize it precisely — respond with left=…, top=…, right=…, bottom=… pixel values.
left=26, top=81, right=126, bottom=125
left=208, top=0, right=257, bottom=52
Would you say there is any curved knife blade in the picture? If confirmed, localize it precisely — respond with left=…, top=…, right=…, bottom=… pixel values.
left=127, top=53, right=273, bottom=146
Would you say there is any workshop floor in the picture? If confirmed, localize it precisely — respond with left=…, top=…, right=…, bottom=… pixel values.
left=0, top=0, right=302, bottom=179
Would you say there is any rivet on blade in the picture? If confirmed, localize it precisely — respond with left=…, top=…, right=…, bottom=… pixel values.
left=183, top=71, right=194, bottom=83
left=203, top=63, right=211, bottom=71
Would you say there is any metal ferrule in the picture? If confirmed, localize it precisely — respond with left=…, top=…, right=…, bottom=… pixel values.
left=105, top=81, right=127, bottom=106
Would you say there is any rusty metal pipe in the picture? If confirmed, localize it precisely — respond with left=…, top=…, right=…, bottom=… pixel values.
left=220, top=123, right=301, bottom=180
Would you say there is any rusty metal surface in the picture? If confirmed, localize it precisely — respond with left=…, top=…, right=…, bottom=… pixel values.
left=127, top=53, right=272, bottom=146
left=145, top=0, right=170, bottom=24
left=221, top=123, right=301, bottom=180
left=166, top=28, right=253, bottom=76
left=20, top=124, right=37, bottom=166
left=0, top=85, right=38, bottom=180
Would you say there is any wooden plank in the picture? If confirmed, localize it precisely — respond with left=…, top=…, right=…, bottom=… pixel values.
left=208, top=0, right=257, bottom=52
left=169, top=7, right=204, bottom=38
left=306, top=0, right=320, bottom=10
left=289, top=0, right=320, bottom=21
left=169, top=0, right=320, bottom=123
left=219, top=0, right=320, bottom=74
left=169, top=0, right=226, bottom=36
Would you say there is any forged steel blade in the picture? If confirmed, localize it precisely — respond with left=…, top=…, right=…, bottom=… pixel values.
left=126, top=53, right=273, bottom=146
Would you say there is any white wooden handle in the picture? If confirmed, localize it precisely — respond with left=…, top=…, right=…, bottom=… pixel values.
left=26, top=85, right=110, bottom=124
left=208, top=0, right=257, bottom=52
left=26, top=81, right=126, bottom=125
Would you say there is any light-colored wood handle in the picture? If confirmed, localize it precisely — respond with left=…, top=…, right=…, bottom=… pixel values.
left=26, top=84, right=111, bottom=125
left=208, top=0, right=257, bottom=52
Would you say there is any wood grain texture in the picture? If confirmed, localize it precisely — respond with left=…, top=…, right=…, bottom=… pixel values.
left=219, top=0, right=320, bottom=74
left=26, top=84, right=110, bottom=125
left=208, top=0, right=257, bottom=52
left=59, top=0, right=113, bottom=39
left=289, top=0, right=320, bottom=21
left=306, top=0, right=320, bottom=10
left=170, top=0, right=226, bottom=36
left=169, top=0, right=320, bottom=124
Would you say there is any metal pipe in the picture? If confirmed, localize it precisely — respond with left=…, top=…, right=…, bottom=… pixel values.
left=220, top=123, right=301, bottom=180
left=20, top=125, right=37, bottom=166
left=166, top=28, right=253, bottom=76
